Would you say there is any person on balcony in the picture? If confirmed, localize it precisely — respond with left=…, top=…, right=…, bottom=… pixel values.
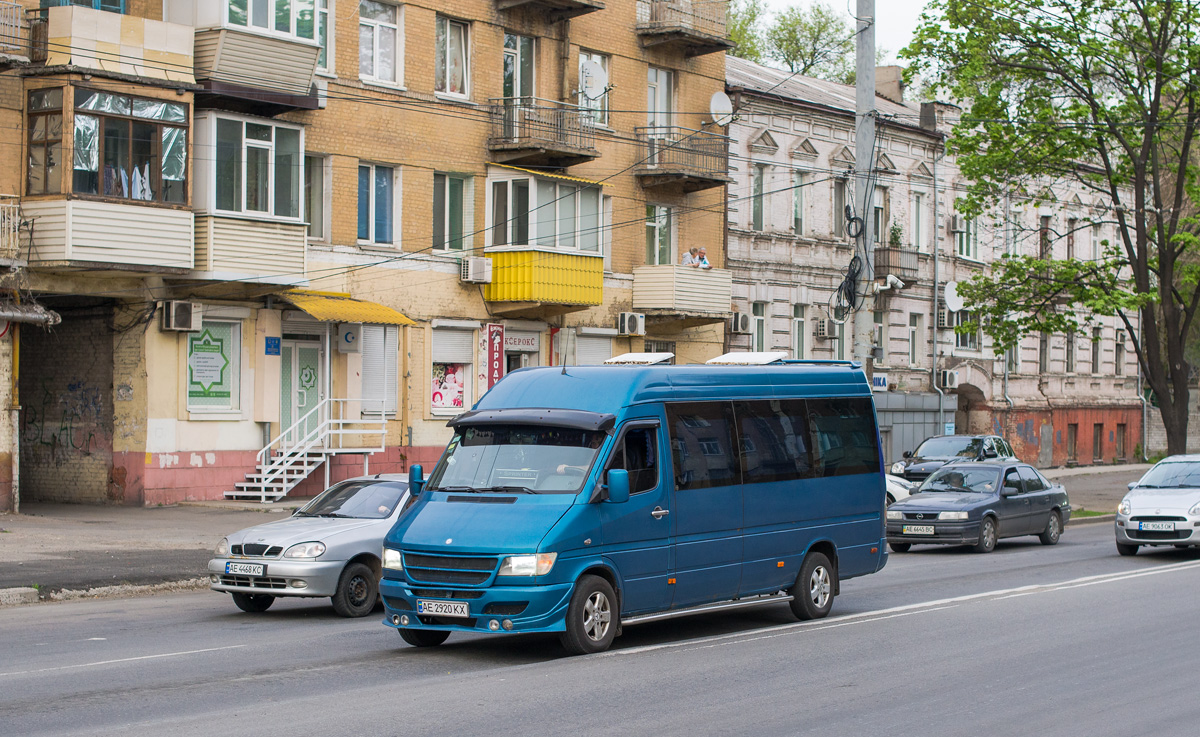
left=681, top=247, right=699, bottom=267
left=696, top=247, right=712, bottom=269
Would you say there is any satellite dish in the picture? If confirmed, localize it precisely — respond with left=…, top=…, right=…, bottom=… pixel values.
left=944, top=281, right=966, bottom=312
left=579, top=60, right=608, bottom=100
left=710, top=91, right=735, bottom=126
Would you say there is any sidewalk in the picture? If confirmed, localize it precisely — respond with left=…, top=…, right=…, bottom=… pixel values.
left=0, top=463, right=1147, bottom=607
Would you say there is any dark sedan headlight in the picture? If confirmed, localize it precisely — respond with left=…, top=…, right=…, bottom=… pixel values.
left=890, top=461, right=906, bottom=475
left=938, top=511, right=968, bottom=521
left=886, top=510, right=903, bottom=520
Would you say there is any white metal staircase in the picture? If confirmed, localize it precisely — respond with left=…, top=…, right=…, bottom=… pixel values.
left=226, top=398, right=388, bottom=503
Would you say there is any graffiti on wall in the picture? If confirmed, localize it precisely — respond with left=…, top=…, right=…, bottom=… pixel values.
left=21, top=379, right=112, bottom=467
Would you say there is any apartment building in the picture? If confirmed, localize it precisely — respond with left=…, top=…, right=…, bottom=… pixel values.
left=725, top=56, right=1143, bottom=467
left=0, top=0, right=732, bottom=510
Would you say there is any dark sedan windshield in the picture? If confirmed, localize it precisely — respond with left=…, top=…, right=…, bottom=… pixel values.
left=920, top=466, right=1000, bottom=494
left=295, top=480, right=408, bottom=519
left=427, top=425, right=605, bottom=494
left=1136, top=461, right=1200, bottom=489
left=913, top=436, right=983, bottom=460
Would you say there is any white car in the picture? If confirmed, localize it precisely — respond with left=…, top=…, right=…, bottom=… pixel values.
left=886, top=474, right=916, bottom=506
left=1115, top=455, right=1200, bottom=556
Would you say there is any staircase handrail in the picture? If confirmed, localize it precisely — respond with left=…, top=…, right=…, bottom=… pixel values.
left=255, top=399, right=387, bottom=491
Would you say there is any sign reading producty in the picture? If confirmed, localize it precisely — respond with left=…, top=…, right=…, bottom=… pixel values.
left=188, top=329, right=231, bottom=398
left=486, top=324, right=504, bottom=390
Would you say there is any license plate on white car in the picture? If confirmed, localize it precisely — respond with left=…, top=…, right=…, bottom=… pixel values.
left=1139, top=521, right=1175, bottom=531
left=226, top=562, right=265, bottom=576
left=902, top=525, right=935, bottom=535
left=417, top=599, right=469, bottom=618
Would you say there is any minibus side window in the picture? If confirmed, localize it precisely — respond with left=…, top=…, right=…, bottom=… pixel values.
left=665, top=402, right=740, bottom=490
left=734, top=399, right=814, bottom=485
left=607, top=426, right=660, bottom=495
left=806, top=397, right=881, bottom=477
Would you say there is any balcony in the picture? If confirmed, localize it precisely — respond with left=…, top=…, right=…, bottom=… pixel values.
left=873, top=246, right=920, bottom=283
left=194, top=216, right=306, bottom=284
left=0, top=1, right=28, bottom=65
left=634, top=127, right=732, bottom=193
left=0, top=195, right=20, bottom=263
left=25, top=5, right=194, bottom=83
left=636, top=0, right=733, bottom=57
left=483, top=249, right=604, bottom=319
left=488, top=98, right=600, bottom=168
left=632, top=265, right=733, bottom=330
left=18, top=199, right=193, bottom=272
left=496, top=0, right=605, bottom=20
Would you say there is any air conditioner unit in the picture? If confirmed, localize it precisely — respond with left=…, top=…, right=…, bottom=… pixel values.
left=161, top=301, right=202, bottom=332
left=814, top=318, right=834, bottom=339
left=730, top=311, right=752, bottom=334
left=949, top=214, right=966, bottom=232
left=938, top=369, right=960, bottom=389
left=617, top=312, right=646, bottom=336
left=460, top=256, right=493, bottom=284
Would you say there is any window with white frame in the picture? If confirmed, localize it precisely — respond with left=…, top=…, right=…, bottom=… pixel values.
left=578, top=51, right=609, bottom=125
left=908, top=313, right=921, bottom=366
left=1091, top=222, right=1102, bottom=260
left=433, top=173, right=471, bottom=250
left=793, top=304, right=807, bottom=359
left=1091, top=326, right=1102, bottom=374
left=873, top=310, right=885, bottom=365
left=647, top=67, right=672, bottom=126
left=207, top=115, right=303, bottom=220
left=954, top=310, right=979, bottom=350
left=751, top=164, right=767, bottom=231
left=646, top=205, right=672, bottom=265
left=488, top=172, right=601, bottom=252
left=602, top=194, right=613, bottom=271
left=227, top=0, right=318, bottom=42
left=358, top=163, right=396, bottom=245
left=793, top=170, right=805, bottom=234
left=361, top=324, right=398, bottom=415
left=751, top=302, right=767, bottom=352
left=435, top=16, right=469, bottom=97
left=872, top=187, right=887, bottom=244
left=1065, top=330, right=1076, bottom=373
left=316, top=0, right=332, bottom=73
left=431, top=328, right=474, bottom=411
left=304, top=154, right=328, bottom=240
left=955, top=215, right=979, bottom=259
left=1006, top=343, right=1019, bottom=373
left=1115, top=331, right=1125, bottom=376
left=503, top=33, right=535, bottom=98
left=1039, top=331, right=1049, bottom=372
left=911, top=192, right=925, bottom=250
left=359, top=1, right=401, bottom=85
left=186, top=320, right=241, bottom=413
left=833, top=179, right=847, bottom=238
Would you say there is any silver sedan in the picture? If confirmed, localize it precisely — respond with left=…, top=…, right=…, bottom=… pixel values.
left=1115, top=455, right=1200, bottom=556
left=209, top=475, right=410, bottom=617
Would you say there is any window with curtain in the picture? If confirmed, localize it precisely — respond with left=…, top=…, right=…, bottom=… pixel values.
left=26, top=88, right=63, bottom=195
left=503, top=33, right=535, bottom=98
left=435, top=16, right=469, bottom=96
left=359, top=1, right=400, bottom=84
left=431, top=328, right=474, bottom=411
left=433, top=173, right=470, bottom=250
left=361, top=325, right=399, bottom=415
left=488, top=174, right=601, bottom=251
left=358, top=163, right=395, bottom=245
left=227, top=0, right=317, bottom=40
left=211, top=115, right=302, bottom=219
left=304, top=154, right=326, bottom=240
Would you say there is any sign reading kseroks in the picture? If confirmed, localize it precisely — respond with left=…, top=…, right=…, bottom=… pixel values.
left=486, top=323, right=505, bottom=389
left=188, top=329, right=231, bottom=398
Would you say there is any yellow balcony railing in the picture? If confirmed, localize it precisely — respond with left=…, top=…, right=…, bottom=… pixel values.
left=483, top=249, right=603, bottom=305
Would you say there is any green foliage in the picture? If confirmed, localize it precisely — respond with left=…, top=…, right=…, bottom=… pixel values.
left=889, top=223, right=902, bottom=247
left=764, top=1, right=854, bottom=81
left=728, top=0, right=767, bottom=64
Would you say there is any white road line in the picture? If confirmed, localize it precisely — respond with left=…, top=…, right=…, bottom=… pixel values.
left=0, top=645, right=246, bottom=678
left=610, top=560, right=1200, bottom=657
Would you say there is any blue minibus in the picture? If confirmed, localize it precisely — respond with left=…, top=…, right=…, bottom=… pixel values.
left=380, top=359, right=888, bottom=653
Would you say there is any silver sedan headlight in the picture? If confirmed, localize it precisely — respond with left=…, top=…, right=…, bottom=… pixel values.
left=886, top=510, right=903, bottom=520
left=382, top=547, right=403, bottom=571
left=890, top=461, right=906, bottom=475
left=939, top=511, right=968, bottom=521
left=1189, top=501, right=1200, bottom=516
left=283, top=542, right=326, bottom=559
left=214, top=537, right=229, bottom=556
left=1118, top=498, right=1132, bottom=516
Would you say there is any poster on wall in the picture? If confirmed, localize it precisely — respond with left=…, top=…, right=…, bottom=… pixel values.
left=188, top=329, right=231, bottom=399
left=486, top=324, right=504, bottom=389
left=432, top=363, right=467, bottom=409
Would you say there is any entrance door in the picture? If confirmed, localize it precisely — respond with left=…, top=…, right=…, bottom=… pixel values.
left=280, top=341, right=323, bottom=445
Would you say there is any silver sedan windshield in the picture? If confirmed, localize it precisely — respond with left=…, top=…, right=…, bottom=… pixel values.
left=295, top=480, right=408, bottom=519
left=1137, top=461, right=1200, bottom=489
left=428, top=425, right=605, bottom=494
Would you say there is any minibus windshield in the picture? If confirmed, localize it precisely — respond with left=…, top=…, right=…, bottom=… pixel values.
left=426, top=424, right=605, bottom=494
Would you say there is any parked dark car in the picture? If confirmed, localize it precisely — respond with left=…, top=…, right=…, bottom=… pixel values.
left=886, top=461, right=1071, bottom=553
left=889, top=434, right=1018, bottom=483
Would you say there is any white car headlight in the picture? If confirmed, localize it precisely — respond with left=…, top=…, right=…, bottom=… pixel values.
left=1189, top=501, right=1200, bottom=516
left=214, top=537, right=229, bottom=556
left=497, top=553, right=557, bottom=577
left=890, top=462, right=906, bottom=475
left=382, top=547, right=403, bottom=571
left=283, top=542, right=326, bottom=559
left=1118, top=498, right=1132, bottom=516
left=939, top=511, right=968, bottom=521
left=886, top=510, right=903, bottom=520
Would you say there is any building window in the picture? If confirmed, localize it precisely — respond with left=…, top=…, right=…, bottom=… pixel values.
left=26, top=88, right=63, bottom=195
left=227, top=0, right=317, bottom=40
left=644, top=340, right=676, bottom=363
left=488, top=173, right=601, bottom=252
left=186, top=320, right=241, bottom=412
left=358, top=163, right=395, bottom=245
left=751, top=302, right=766, bottom=352
left=908, top=313, right=921, bottom=366
left=1116, top=423, right=1127, bottom=460
left=578, top=51, right=609, bottom=125
left=793, top=170, right=805, bottom=235
left=1091, top=327, right=1102, bottom=374
left=955, top=310, right=979, bottom=350
left=645, top=205, right=672, bottom=265
left=793, top=305, right=807, bottom=359
left=361, top=325, right=398, bottom=415
left=503, top=33, right=535, bottom=98
left=42, top=0, right=124, bottom=12
left=71, top=89, right=188, bottom=204
left=304, top=154, right=327, bottom=240
left=435, top=16, right=469, bottom=97
left=1039, top=331, right=1049, bottom=373
left=873, top=310, right=885, bottom=365
left=751, top=164, right=766, bottom=231
left=1065, top=331, right=1076, bottom=373
left=1115, top=332, right=1125, bottom=376
left=359, top=1, right=401, bottom=85
left=1092, top=423, right=1104, bottom=462
left=433, top=173, right=470, bottom=250
left=1091, top=223, right=1102, bottom=260
left=1039, top=215, right=1053, bottom=259
left=833, top=179, right=847, bottom=238
left=955, top=216, right=979, bottom=259
left=1006, top=343, right=1019, bottom=373
left=208, top=114, right=301, bottom=219
left=316, top=0, right=332, bottom=72
left=1067, top=423, right=1078, bottom=461
left=647, top=67, right=672, bottom=126
left=872, top=187, right=887, bottom=244
left=1066, top=217, right=1077, bottom=260
left=911, top=192, right=925, bottom=251
left=431, top=328, right=474, bottom=411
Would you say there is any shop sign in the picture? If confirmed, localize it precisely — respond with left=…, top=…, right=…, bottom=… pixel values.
left=486, top=323, right=505, bottom=389
left=504, top=332, right=540, bottom=352
left=871, top=373, right=888, bottom=392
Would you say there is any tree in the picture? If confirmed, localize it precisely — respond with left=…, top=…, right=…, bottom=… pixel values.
left=764, top=1, right=854, bottom=82
left=728, top=0, right=767, bottom=64
left=902, top=0, right=1200, bottom=456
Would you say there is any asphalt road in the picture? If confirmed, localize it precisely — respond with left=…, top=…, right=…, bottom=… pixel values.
left=2, top=522, right=1197, bottom=737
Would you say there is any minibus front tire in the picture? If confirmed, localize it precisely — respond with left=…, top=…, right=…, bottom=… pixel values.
left=560, top=575, right=618, bottom=655
left=788, top=552, right=835, bottom=620
left=398, top=628, right=451, bottom=648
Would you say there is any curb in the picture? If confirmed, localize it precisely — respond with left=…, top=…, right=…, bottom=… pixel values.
left=0, top=587, right=39, bottom=606
left=1042, top=464, right=1151, bottom=480
left=1068, top=514, right=1115, bottom=526
left=0, top=578, right=208, bottom=608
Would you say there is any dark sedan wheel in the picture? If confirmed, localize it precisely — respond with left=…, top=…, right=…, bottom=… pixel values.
left=1038, top=511, right=1062, bottom=545
left=1116, top=542, right=1139, bottom=556
left=232, top=593, right=274, bottom=613
left=973, top=517, right=997, bottom=554
left=888, top=542, right=911, bottom=553
left=331, top=562, right=378, bottom=618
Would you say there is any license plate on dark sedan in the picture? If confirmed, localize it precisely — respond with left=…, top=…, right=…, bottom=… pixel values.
left=226, top=562, right=265, bottom=576
left=417, top=599, right=469, bottom=618
left=902, top=525, right=935, bottom=535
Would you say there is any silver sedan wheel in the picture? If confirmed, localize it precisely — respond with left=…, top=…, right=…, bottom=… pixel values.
left=808, top=564, right=832, bottom=610
left=583, top=591, right=612, bottom=642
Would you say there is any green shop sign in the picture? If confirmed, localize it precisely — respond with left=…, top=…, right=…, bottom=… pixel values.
left=188, top=329, right=231, bottom=398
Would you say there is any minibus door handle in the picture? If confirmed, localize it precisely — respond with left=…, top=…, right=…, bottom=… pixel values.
left=651, top=507, right=669, bottom=519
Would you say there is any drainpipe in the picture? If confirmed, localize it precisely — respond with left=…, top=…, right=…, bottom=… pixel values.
left=931, top=146, right=945, bottom=428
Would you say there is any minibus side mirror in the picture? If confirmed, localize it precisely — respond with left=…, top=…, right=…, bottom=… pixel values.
left=408, top=464, right=424, bottom=494
left=605, top=469, right=630, bottom=504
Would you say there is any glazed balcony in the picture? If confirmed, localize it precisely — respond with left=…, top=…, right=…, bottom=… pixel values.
left=636, top=0, right=732, bottom=57
left=483, top=249, right=604, bottom=319
left=632, top=264, right=732, bottom=330
left=496, top=0, right=605, bottom=21
left=634, top=126, right=732, bottom=193
left=488, top=97, right=600, bottom=169
left=24, top=5, right=194, bottom=83
left=873, top=246, right=920, bottom=283
left=19, top=199, right=194, bottom=272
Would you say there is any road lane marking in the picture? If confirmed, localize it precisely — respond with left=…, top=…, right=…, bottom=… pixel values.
left=0, top=645, right=246, bottom=678
left=610, top=560, right=1200, bottom=657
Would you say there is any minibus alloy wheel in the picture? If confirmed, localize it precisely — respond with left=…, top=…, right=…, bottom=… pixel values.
left=560, top=574, right=618, bottom=655
left=788, top=552, right=834, bottom=620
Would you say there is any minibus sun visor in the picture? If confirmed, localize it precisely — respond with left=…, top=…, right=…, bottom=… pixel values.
left=448, top=408, right=617, bottom=433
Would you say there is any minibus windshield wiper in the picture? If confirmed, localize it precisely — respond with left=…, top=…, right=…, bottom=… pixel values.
left=429, top=485, right=482, bottom=493
left=481, top=485, right=535, bottom=494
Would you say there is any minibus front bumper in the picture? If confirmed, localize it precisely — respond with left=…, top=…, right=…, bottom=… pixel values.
left=379, top=576, right=574, bottom=634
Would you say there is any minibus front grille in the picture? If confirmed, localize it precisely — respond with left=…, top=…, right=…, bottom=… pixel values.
left=403, top=553, right=498, bottom=585
left=412, top=589, right=485, bottom=600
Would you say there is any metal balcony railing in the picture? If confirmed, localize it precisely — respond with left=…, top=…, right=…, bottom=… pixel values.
left=0, top=195, right=19, bottom=261
left=873, top=246, right=920, bottom=281
left=488, top=97, right=597, bottom=155
left=0, top=1, right=29, bottom=59
left=634, top=126, right=730, bottom=182
left=637, top=0, right=728, bottom=41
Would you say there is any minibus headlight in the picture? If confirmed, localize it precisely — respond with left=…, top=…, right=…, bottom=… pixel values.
left=382, top=547, right=403, bottom=571
left=886, top=510, right=903, bottom=520
left=938, top=511, right=968, bottom=521
left=890, top=462, right=906, bottom=475
left=497, top=553, right=557, bottom=577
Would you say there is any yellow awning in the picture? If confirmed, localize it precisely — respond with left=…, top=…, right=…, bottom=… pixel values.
left=490, top=163, right=606, bottom=187
left=279, top=289, right=416, bottom=326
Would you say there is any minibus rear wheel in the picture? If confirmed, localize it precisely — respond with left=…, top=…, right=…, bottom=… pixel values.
left=560, top=574, right=618, bottom=655
left=398, top=628, right=450, bottom=647
left=788, top=552, right=834, bottom=620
